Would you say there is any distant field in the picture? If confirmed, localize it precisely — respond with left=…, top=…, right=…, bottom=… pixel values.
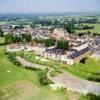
left=97, top=16, right=100, bottom=22
left=75, top=23, right=100, bottom=34
left=0, top=21, right=8, bottom=26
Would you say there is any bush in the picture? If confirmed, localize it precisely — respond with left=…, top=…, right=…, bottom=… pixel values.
left=78, top=95, right=87, bottom=100
left=38, top=69, right=52, bottom=86
left=88, top=77, right=100, bottom=82
left=58, top=87, right=67, bottom=94
left=4, top=51, right=9, bottom=55
left=24, top=66, right=40, bottom=71
left=7, top=53, right=21, bottom=66
left=87, top=93, right=100, bottom=100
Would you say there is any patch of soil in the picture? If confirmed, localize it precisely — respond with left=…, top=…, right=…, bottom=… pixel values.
left=0, top=80, right=39, bottom=100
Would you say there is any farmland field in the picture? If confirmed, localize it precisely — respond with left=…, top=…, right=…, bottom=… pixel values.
left=0, top=21, right=8, bottom=26
left=66, top=58, right=100, bottom=81
left=75, top=23, right=100, bottom=34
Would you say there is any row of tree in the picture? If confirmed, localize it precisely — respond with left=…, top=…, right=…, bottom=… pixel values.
left=33, top=38, right=69, bottom=50
left=75, top=24, right=94, bottom=30
left=4, top=32, right=69, bottom=50
left=5, top=33, right=32, bottom=44
left=0, top=28, right=4, bottom=37
left=57, top=40, right=69, bottom=50
left=31, top=19, right=75, bottom=34
left=33, top=38, right=56, bottom=47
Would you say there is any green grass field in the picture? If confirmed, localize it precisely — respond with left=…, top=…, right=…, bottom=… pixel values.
left=0, top=37, right=71, bottom=100
left=0, top=36, right=99, bottom=99
left=0, top=21, right=8, bottom=26
left=66, top=58, right=100, bottom=80
left=76, top=23, right=100, bottom=34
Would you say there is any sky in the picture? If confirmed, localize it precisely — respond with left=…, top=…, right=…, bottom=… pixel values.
left=0, top=0, right=100, bottom=13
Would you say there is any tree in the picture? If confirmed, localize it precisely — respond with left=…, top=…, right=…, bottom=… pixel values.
left=25, top=34, right=32, bottom=43
left=38, top=69, right=51, bottom=86
left=5, top=33, right=14, bottom=44
left=20, top=34, right=32, bottom=43
left=45, top=38, right=55, bottom=47
left=30, top=23, right=36, bottom=28
left=57, top=40, right=69, bottom=50
left=13, top=35, right=21, bottom=43
left=87, top=93, right=100, bottom=100
left=50, top=28, right=54, bottom=33
left=0, top=28, right=4, bottom=37
left=63, top=21, right=75, bottom=34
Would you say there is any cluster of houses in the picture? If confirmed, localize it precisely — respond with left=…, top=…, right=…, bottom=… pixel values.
left=31, top=28, right=49, bottom=39
left=2, top=24, right=100, bottom=65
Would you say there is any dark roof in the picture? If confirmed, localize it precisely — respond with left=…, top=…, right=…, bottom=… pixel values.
left=45, top=48, right=64, bottom=54
left=68, top=47, right=90, bottom=59
left=68, top=49, right=78, bottom=52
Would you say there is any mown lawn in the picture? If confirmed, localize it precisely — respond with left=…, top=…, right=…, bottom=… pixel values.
left=76, top=23, right=100, bottom=34
left=66, top=58, right=100, bottom=80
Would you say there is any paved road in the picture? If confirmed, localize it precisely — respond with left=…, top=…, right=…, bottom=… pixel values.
left=51, top=72, right=100, bottom=95
left=16, top=56, right=46, bottom=70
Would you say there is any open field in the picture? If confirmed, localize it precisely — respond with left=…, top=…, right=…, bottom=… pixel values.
left=66, top=58, right=100, bottom=80
left=0, top=36, right=99, bottom=99
left=0, top=37, right=78, bottom=100
left=0, top=21, right=8, bottom=26
left=75, top=23, right=100, bottom=34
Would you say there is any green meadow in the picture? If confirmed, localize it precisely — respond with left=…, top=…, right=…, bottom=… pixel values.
left=76, top=23, right=100, bottom=34
left=0, top=37, right=75, bottom=100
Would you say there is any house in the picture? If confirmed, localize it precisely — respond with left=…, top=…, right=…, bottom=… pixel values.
left=6, top=43, right=25, bottom=52
left=72, top=42, right=88, bottom=51
left=31, top=28, right=49, bottom=39
left=43, top=41, right=91, bottom=65
left=67, top=47, right=91, bottom=65
left=44, top=47, right=65, bottom=61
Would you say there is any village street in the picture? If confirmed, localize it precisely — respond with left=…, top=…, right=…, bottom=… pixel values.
left=17, top=56, right=100, bottom=95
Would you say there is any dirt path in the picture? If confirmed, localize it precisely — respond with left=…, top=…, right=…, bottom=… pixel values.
left=16, top=56, right=46, bottom=70
left=51, top=72, right=100, bottom=95
left=16, top=56, right=100, bottom=95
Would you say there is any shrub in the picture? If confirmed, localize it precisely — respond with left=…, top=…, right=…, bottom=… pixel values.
left=38, top=69, right=52, bottom=86
left=88, top=77, right=100, bottom=82
left=87, top=93, right=100, bottom=100
left=7, top=53, right=21, bottom=66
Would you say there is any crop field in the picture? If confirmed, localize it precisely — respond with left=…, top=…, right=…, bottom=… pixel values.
left=75, top=23, right=100, bottom=34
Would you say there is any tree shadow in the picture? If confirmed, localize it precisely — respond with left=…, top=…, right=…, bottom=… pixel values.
left=0, top=43, right=6, bottom=46
left=80, top=57, right=87, bottom=64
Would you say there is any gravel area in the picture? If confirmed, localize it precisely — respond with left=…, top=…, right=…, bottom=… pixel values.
left=52, top=72, right=100, bottom=95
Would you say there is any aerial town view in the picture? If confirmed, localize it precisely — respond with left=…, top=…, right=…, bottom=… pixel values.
left=0, top=0, right=100, bottom=100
